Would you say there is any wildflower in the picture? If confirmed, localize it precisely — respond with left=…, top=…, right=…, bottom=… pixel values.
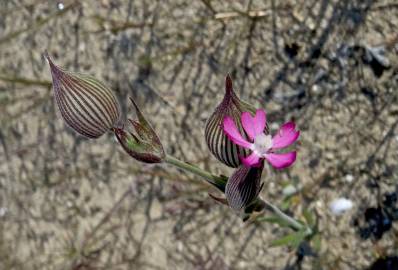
left=222, top=109, right=299, bottom=168
left=45, top=52, right=121, bottom=138
left=113, top=98, right=165, bottom=163
left=205, top=75, right=263, bottom=168
left=329, top=198, right=354, bottom=215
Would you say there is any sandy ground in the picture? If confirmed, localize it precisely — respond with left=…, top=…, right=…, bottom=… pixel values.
left=0, top=0, right=398, bottom=269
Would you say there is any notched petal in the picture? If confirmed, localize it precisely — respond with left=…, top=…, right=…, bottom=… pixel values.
left=241, top=109, right=266, bottom=140
left=222, top=116, right=252, bottom=148
left=272, top=122, right=300, bottom=149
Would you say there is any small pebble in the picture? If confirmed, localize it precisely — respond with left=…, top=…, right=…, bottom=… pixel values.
left=315, top=200, right=323, bottom=208
left=282, top=185, right=297, bottom=196
left=66, top=201, right=73, bottom=208
left=344, top=174, right=354, bottom=183
left=329, top=198, right=354, bottom=215
left=268, top=181, right=275, bottom=190
left=177, top=241, right=183, bottom=252
left=311, top=84, right=320, bottom=93
left=57, top=3, right=65, bottom=10
left=0, top=207, right=7, bottom=217
left=270, top=122, right=279, bottom=131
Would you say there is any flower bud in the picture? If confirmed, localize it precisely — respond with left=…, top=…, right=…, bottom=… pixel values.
left=225, top=162, right=264, bottom=211
left=113, top=98, right=165, bottom=163
left=205, top=75, right=264, bottom=167
left=45, top=52, right=121, bottom=138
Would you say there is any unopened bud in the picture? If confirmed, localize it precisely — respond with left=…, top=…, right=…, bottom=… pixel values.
left=45, top=52, right=121, bottom=138
left=225, top=162, right=264, bottom=211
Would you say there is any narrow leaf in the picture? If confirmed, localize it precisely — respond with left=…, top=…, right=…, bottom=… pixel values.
left=270, top=230, right=306, bottom=248
left=257, top=215, right=292, bottom=228
left=303, top=209, right=315, bottom=227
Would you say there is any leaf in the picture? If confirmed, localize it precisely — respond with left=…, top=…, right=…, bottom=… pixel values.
left=280, top=198, right=291, bottom=210
left=257, top=215, right=292, bottom=228
left=270, top=230, right=306, bottom=248
left=311, top=233, right=322, bottom=252
left=302, top=209, right=315, bottom=227
left=208, top=193, right=228, bottom=205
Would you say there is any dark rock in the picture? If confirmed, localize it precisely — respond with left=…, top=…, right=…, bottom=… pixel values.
left=284, top=42, right=300, bottom=59
left=368, top=256, right=398, bottom=270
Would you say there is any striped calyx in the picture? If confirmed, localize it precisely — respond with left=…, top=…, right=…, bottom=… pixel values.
left=225, top=162, right=264, bottom=211
left=113, top=98, right=165, bottom=164
left=45, top=52, right=121, bottom=138
left=205, top=75, right=260, bottom=168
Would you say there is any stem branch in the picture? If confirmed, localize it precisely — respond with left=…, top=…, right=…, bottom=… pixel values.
left=164, top=154, right=312, bottom=235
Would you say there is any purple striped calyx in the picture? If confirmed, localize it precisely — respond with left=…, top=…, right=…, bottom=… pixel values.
left=45, top=52, right=121, bottom=139
left=225, top=162, right=264, bottom=211
left=113, top=98, right=165, bottom=164
left=205, top=75, right=264, bottom=168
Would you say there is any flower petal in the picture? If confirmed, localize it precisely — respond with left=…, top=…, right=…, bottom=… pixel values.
left=223, top=116, right=251, bottom=148
left=271, top=122, right=300, bottom=149
left=265, top=152, right=296, bottom=169
left=241, top=109, right=266, bottom=140
left=241, top=152, right=261, bottom=167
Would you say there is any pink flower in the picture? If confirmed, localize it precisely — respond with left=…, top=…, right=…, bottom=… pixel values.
left=222, top=109, right=300, bottom=168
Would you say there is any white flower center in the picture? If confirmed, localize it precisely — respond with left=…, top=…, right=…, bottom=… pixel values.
left=252, top=133, right=272, bottom=156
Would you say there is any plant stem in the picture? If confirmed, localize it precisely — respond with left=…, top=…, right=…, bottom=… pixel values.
left=164, top=154, right=312, bottom=235
left=164, top=155, right=226, bottom=191
left=262, top=199, right=309, bottom=232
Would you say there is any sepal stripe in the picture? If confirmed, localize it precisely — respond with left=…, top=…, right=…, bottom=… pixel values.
left=46, top=53, right=121, bottom=139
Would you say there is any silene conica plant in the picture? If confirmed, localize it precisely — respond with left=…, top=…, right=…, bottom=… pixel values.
left=44, top=51, right=316, bottom=249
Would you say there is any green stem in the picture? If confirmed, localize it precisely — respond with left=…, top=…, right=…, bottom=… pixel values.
left=164, top=155, right=226, bottom=191
left=263, top=199, right=307, bottom=232
left=164, top=154, right=312, bottom=235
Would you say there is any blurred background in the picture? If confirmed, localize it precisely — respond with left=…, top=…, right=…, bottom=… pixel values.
left=1, top=0, right=398, bottom=269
